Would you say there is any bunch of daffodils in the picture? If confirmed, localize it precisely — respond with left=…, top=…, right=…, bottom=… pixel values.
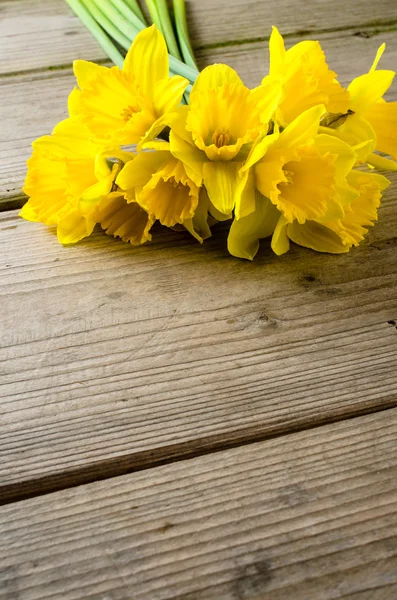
left=22, top=20, right=396, bottom=259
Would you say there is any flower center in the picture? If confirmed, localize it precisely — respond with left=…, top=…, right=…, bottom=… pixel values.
left=211, top=128, right=231, bottom=148
left=120, top=105, right=140, bottom=122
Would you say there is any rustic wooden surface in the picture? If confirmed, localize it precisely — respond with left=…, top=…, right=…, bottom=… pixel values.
left=2, top=410, right=397, bottom=600
left=1, top=0, right=397, bottom=598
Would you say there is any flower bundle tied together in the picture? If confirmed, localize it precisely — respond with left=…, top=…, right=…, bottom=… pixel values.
left=22, top=22, right=397, bottom=260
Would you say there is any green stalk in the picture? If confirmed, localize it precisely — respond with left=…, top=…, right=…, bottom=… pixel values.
left=70, top=0, right=198, bottom=82
left=81, top=0, right=132, bottom=50
left=169, top=55, right=198, bottom=82
left=97, top=0, right=143, bottom=41
left=108, top=0, right=146, bottom=33
left=152, top=0, right=182, bottom=60
left=173, top=0, right=198, bottom=70
left=65, top=0, right=124, bottom=67
left=119, top=0, right=147, bottom=25
left=144, top=0, right=165, bottom=36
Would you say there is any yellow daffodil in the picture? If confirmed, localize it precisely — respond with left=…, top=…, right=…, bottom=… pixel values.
left=21, top=118, right=153, bottom=246
left=21, top=118, right=100, bottom=244
left=71, top=25, right=189, bottom=146
left=169, top=64, right=281, bottom=217
left=266, top=26, right=349, bottom=127
left=116, top=143, right=209, bottom=241
left=228, top=105, right=359, bottom=259
left=271, top=170, right=390, bottom=254
left=78, top=154, right=155, bottom=246
left=321, top=44, right=397, bottom=170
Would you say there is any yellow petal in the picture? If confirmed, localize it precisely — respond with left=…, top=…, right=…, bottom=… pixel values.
left=94, top=148, right=134, bottom=181
left=190, top=64, right=244, bottom=95
left=202, top=161, right=240, bottom=215
left=76, top=66, right=154, bottom=145
left=123, top=25, right=168, bottom=97
left=333, top=113, right=377, bottom=162
left=138, top=112, right=179, bottom=150
left=169, top=130, right=205, bottom=187
left=152, top=76, right=189, bottom=116
left=183, top=188, right=212, bottom=243
left=314, top=133, right=357, bottom=176
left=241, top=130, right=279, bottom=173
left=34, top=118, right=97, bottom=160
left=22, top=151, right=70, bottom=226
left=348, top=70, right=395, bottom=113
left=295, top=170, right=390, bottom=253
left=268, top=26, right=286, bottom=77
left=116, top=151, right=169, bottom=191
left=79, top=170, right=116, bottom=217
left=68, top=88, right=81, bottom=117
left=271, top=215, right=290, bottom=255
left=370, top=44, right=386, bottom=73
left=19, top=200, right=40, bottom=222
left=95, top=192, right=154, bottom=245
left=367, top=152, right=397, bottom=171
left=73, top=60, right=109, bottom=89
left=276, top=104, right=326, bottom=150
left=287, top=220, right=349, bottom=253
left=269, top=144, right=337, bottom=224
left=139, top=157, right=199, bottom=227
left=365, top=100, right=397, bottom=159
left=228, top=194, right=280, bottom=260
left=187, top=77, right=261, bottom=161
left=271, top=38, right=349, bottom=125
left=57, top=210, right=95, bottom=245
left=255, top=150, right=286, bottom=201
left=251, top=78, right=282, bottom=125
left=234, top=169, right=256, bottom=220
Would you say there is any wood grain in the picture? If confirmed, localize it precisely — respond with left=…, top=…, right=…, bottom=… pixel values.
left=1, top=409, right=397, bottom=600
left=1, top=0, right=396, bottom=75
left=1, top=28, right=396, bottom=209
left=1, top=170, right=397, bottom=501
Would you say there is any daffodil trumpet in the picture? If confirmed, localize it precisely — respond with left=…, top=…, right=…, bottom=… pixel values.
left=21, top=21, right=396, bottom=260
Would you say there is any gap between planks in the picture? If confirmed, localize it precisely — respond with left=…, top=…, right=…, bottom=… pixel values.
left=1, top=399, right=397, bottom=507
left=1, top=408, right=397, bottom=600
left=1, top=186, right=397, bottom=505
left=1, top=0, right=397, bottom=76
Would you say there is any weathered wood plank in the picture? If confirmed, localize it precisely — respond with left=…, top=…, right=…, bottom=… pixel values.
left=1, top=28, right=396, bottom=208
left=0, top=0, right=106, bottom=76
left=1, top=409, right=397, bottom=599
left=1, top=0, right=397, bottom=75
left=1, top=171, right=397, bottom=501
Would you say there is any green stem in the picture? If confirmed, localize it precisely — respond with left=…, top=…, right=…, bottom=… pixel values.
left=81, top=0, right=132, bottom=50
left=169, top=55, right=198, bottom=82
left=65, top=0, right=124, bottom=67
left=153, top=0, right=182, bottom=60
left=144, top=0, right=165, bottom=35
left=120, top=0, right=147, bottom=24
left=71, top=0, right=198, bottom=81
left=173, top=0, right=198, bottom=70
left=108, top=0, right=146, bottom=33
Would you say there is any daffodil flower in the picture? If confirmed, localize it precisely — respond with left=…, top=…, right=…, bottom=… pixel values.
left=228, top=105, right=359, bottom=259
left=21, top=118, right=100, bottom=244
left=169, top=63, right=282, bottom=217
left=265, top=26, right=349, bottom=127
left=116, top=142, right=210, bottom=241
left=70, top=25, right=189, bottom=147
left=21, top=117, right=153, bottom=246
left=271, top=170, right=390, bottom=254
left=321, top=44, right=397, bottom=170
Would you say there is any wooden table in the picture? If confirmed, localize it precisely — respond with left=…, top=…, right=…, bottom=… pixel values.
left=1, top=1, right=397, bottom=598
